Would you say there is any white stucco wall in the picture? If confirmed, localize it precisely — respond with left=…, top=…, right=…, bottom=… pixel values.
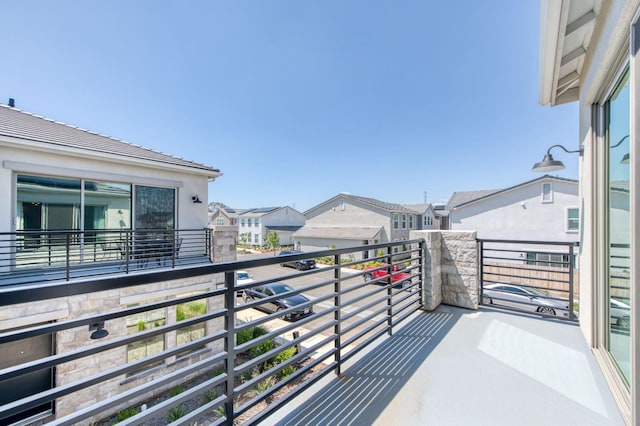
left=449, top=178, right=579, bottom=242
left=0, top=143, right=211, bottom=233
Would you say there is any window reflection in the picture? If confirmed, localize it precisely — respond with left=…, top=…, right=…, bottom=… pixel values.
left=606, top=70, right=631, bottom=385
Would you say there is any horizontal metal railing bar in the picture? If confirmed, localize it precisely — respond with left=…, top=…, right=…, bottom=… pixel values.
left=171, top=393, right=227, bottom=426
left=0, top=333, right=227, bottom=421
left=341, top=294, right=391, bottom=323
left=482, top=260, right=571, bottom=274
left=24, top=353, right=228, bottom=426
left=340, top=326, right=389, bottom=365
left=234, top=345, right=338, bottom=417
left=235, top=315, right=337, bottom=362
left=484, top=294, right=571, bottom=313
left=393, top=303, right=421, bottom=327
left=482, top=256, right=570, bottom=268
left=236, top=357, right=337, bottom=423
left=481, top=278, right=571, bottom=296
left=342, top=316, right=389, bottom=349
left=0, top=291, right=226, bottom=344
left=0, top=310, right=223, bottom=381
left=340, top=285, right=390, bottom=309
left=478, top=239, right=579, bottom=246
left=482, top=270, right=571, bottom=285
left=341, top=306, right=389, bottom=335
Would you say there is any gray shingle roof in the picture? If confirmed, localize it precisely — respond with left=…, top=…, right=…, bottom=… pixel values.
left=293, top=226, right=384, bottom=240
left=0, top=104, right=220, bottom=175
left=338, top=194, right=416, bottom=213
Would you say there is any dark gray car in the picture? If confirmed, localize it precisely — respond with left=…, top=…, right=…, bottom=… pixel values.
left=278, top=250, right=316, bottom=270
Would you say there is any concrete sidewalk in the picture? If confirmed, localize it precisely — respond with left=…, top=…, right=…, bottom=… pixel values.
left=264, top=305, right=625, bottom=426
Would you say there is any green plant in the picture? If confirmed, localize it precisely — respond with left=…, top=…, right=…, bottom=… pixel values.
left=254, top=376, right=276, bottom=395
left=167, top=405, right=186, bottom=422
left=137, top=320, right=145, bottom=332
left=241, top=367, right=255, bottom=382
left=279, top=364, right=296, bottom=378
left=116, top=407, right=139, bottom=422
left=274, top=347, right=296, bottom=364
left=212, top=368, right=224, bottom=377
left=169, top=385, right=185, bottom=397
left=236, top=325, right=269, bottom=346
left=203, top=389, right=217, bottom=403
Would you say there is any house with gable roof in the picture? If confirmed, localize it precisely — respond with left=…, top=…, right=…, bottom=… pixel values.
left=448, top=175, right=579, bottom=241
left=294, top=193, right=434, bottom=260
left=237, top=206, right=305, bottom=247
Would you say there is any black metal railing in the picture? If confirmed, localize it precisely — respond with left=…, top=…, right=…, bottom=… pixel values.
left=0, top=240, right=424, bottom=425
left=0, top=228, right=213, bottom=285
left=478, top=239, right=578, bottom=321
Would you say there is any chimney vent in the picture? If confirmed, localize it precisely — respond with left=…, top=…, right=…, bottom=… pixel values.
left=8, top=98, right=15, bottom=108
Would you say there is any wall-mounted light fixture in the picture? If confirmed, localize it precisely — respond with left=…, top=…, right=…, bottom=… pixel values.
left=192, top=195, right=203, bottom=204
left=612, top=135, right=630, bottom=164
left=532, top=144, right=583, bottom=173
left=89, top=321, right=109, bottom=339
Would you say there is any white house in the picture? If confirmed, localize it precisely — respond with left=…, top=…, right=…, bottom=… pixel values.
left=237, top=206, right=305, bottom=247
left=448, top=175, right=579, bottom=242
left=539, top=1, right=638, bottom=423
left=295, top=193, right=434, bottom=259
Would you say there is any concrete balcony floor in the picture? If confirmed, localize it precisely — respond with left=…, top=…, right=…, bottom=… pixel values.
left=266, top=305, right=625, bottom=426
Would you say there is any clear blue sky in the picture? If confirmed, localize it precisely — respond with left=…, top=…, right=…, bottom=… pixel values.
left=1, top=1, right=578, bottom=211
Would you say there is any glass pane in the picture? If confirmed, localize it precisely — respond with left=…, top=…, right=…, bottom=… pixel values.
left=606, top=71, right=631, bottom=385
left=134, top=185, right=175, bottom=229
left=84, top=181, right=131, bottom=234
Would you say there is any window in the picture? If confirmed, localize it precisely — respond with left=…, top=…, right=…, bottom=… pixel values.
left=135, top=185, right=174, bottom=229
left=526, top=252, right=570, bottom=268
left=240, top=218, right=246, bottom=227
left=247, top=218, right=252, bottom=227
left=255, top=218, right=259, bottom=227
left=567, top=208, right=579, bottom=231
left=409, top=215, right=414, bottom=229
left=254, top=234, right=259, bottom=243
left=126, top=306, right=166, bottom=371
left=216, top=218, right=224, bottom=226
left=427, top=216, right=433, bottom=226
left=401, top=214, right=407, bottom=229
left=176, top=297, right=206, bottom=356
left=541, top=183, right=553, bottom=203
left=393, top=214, right=399, bottom=229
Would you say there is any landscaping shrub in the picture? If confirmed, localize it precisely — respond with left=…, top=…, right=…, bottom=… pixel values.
left=168, top=385, right=185, bottom=397
left=167, top=405, right=186, bottom=422
left=116, top=407, right=139, bottom=422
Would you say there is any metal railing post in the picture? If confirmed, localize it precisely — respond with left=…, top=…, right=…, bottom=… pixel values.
left=479, top=240, right=484, bottom=304
left=386, top=246, right=393, bottom=335
left=568, top=243, right=575, bottom=320
left=224, top=271, right=236, bottom=422
left=334, top=254, right=341, bottom=376
left=65, top=233, right=71, bottom=281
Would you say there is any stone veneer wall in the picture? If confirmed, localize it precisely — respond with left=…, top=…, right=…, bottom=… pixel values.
left=411, top=230, right=479, bottom=311
left=0, top=227, right=238, bottom=421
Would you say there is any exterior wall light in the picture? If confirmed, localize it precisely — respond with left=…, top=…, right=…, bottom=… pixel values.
left=532, top=144, right=583, bottom=172
left=192, top=195, right=203, bottom=204
left=89, top=322, right=109, bottom=339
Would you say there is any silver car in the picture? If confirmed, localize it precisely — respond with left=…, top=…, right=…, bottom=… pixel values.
left=610, top=298, right=630, bottom=329
left=483, top=283, right=569, bottom=317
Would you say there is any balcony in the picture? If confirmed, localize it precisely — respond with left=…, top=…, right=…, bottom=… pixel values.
left=0, top=228, right=213, bottom=285
left=0, top=233, right=626, bottom=425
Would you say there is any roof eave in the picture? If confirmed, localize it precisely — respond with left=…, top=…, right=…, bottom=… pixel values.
left=539, top=0, right=569, bottom=106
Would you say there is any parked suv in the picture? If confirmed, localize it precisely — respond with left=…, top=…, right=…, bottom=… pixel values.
left=278, top=250, right=316, bottom=270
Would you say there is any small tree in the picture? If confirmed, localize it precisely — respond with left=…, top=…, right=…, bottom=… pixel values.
left=265, top=231, right=280, bottom=253
left=239, top=232, right=251, bottom=247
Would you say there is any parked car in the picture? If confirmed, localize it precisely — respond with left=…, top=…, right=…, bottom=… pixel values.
left=482, top=283, right=569, bottom=317
left=610, top=298, right=630, bottom=329
left=236, top=270, right=254, bottom=296
left=243, top=282, right=313, bottom=321
left=278, top=250, right=316, bottom=270
left=363, top=263, right=412, bottom=288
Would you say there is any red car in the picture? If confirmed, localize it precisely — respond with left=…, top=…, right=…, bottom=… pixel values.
left=363, top=263, right=412, bottom=288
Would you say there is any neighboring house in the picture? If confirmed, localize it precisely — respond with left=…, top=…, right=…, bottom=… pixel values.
left=403, top=203, right=437, bottom=231
left=209, top=207, right=242, bottom=227
left=294, top=193, right=431, bottom=259
left=448, top=175, right=579, bottom=242
left=539, top=2, right=638, bottom=423
left=238, top=206, right=305, bottom=247
left=0, top=104, right=226, bottom=421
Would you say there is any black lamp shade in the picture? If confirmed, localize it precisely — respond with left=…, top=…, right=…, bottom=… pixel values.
left=532, top=153, right=565, bottom=173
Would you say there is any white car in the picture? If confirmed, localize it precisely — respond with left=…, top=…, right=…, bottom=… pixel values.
left=483, top=283, right=570, bottom=317
left=236, top=270, right=254, bottom=296
left=610, top=298, right=630, bottom=329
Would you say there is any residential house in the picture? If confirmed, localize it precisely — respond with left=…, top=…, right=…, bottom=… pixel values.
left=208, top=207, right=241, bottom=227
left=448, top=175, right=579, bottom=242
left=238, top=206, right=305, bottom=247
left=294, top=193, right=432, bottom=259
left=539, top=1, right=638, bottom=423
left=0, top=103, right=226, bottom=422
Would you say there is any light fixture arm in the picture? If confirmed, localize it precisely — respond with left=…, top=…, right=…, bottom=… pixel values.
left=545, top=144, right=583, bottom=156
left=610, top=134, right=629, bottom=148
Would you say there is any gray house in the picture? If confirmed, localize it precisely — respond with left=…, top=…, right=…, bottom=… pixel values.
left=295, top=193, right=433, bottom=260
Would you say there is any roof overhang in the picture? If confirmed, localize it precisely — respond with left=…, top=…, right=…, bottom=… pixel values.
left=539, top=0, right=602, bottom=106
